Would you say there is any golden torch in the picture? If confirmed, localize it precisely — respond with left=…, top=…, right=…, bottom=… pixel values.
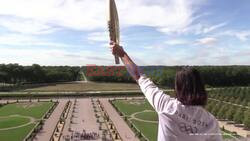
left=107, top=0, right=120, bottom=64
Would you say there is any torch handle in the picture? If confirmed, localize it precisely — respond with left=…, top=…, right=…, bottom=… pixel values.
left=114, top=55, right=120, bottom=64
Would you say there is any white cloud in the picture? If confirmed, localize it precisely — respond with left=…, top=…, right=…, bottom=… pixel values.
left=182, top=22, right=227, bottom=35
left=87, top=32, right=109, bottom=42
left=144, top=45, right=164, bottom=50
left=0, top=34, right=78, bottom=47
left=186, top=45, right=250, bottom=65
left=0, top=0, right=106, bottom=32
left=165, top=39, right=188, bottom=45
left=233, top=31, right=250, bottom=41
left=0, top=16, right=58, bottom=34
left=215, top=30, right=250, bottom=41
left=0, top=0, right=205, bottom=34
left=203, top=22, right=227, bottom=34
left=195, top=37, right=217, bottom=46
left=0, top=48, right=113, bottom=66
left=120, top=0, right=199, bottom=34
left=2, top=0, right=248, bottom=66
left=139, top=44, right=250, bottom=66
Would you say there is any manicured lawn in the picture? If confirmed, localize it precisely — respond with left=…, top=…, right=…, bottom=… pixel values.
left=222, top=131, right=232, bottom=139
left=0, top=116, right=30, bottom=129
left=0, top=123, right=35, bottom=141
left=0, top=102, right=54, bottom=119
left=131, top=119, right=158, bottom=141
left=0, top=102, right=54, bottom=141
left=134, top=111, right=158, bottom=121
left=222, top=129, right=241, bottom=139
left=112, top=99, right=158, bottom=141
left=24, top=82, right=140, bottom=92
left=112, top=99, right=154, bottom=116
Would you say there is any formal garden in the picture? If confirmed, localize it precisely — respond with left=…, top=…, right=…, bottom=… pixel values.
left=111, top=99, right=243, bottom=141
left=0, top=100, right=56, bottom=141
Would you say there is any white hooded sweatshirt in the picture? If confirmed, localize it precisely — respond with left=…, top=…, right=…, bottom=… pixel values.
left=138, top=75, right=223, bottom=141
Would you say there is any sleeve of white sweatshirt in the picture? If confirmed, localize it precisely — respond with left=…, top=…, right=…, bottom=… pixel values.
left=138, top=74, right=171, bottom=113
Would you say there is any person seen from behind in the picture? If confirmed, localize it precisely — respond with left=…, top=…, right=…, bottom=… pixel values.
left=110, top=41, right=222, bottom=141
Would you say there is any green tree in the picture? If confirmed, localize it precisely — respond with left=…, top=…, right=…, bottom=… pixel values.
left=229, top=97, right=235, bottom=103
left=233, top=108, right=244, bottom=124
left=211, top=103, right=221, bottom=117
left=205, top=102, right=214, bottom=112
left=242, top=100, right=248, bottom=106
left=217, top=105, right=228, bottom=119
left=218, top=95, right=225, bottom=101
left=234, top=97, right=241, bottom=105
left=223, top=96, right=229, bottom=102
left=243, top=110, right=250, bottom=129
left=225, top=106, right=236, bottom=121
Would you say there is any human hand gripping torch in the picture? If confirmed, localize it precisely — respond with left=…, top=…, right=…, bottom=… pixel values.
left=107, top=0, right=120, bottom=64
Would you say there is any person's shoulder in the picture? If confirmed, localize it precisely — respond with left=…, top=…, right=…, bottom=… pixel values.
left=159, top=98, right=178, bottom=114
left=200, top=108, right=219, bottom=126
left=202, top=108, right=216, bottom=120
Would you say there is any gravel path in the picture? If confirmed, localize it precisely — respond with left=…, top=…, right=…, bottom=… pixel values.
left=71, top=99, right=100, bottom=133
left=100, top=99, right=139, bottom=141
left=218, top=121, right=250, bottom=138
left=60, top=98, right=101, bottom=141
left=34, top=100, right=67, bottom=141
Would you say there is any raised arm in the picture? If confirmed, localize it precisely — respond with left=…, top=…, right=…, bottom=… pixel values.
left=110, top=41, right=141, bottom=81
left=110, top=42, right=170, bottom=113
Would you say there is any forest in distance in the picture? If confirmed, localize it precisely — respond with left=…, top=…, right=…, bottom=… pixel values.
left=0, top=64, right=250, bottom=88
left=0, top=64, right=81, bottom=84
left=86, top=65, right=250, bottom=88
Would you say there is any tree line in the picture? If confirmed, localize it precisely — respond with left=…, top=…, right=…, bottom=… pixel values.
left=209, top=87, right=250, bottom=106
left=206, top=99, right=250, bottom=129
left=85, top=65, right=250, bottom=88
left=207, top=87, right=250, bottom=129
left=0, top=64, right=81, bottom=84
left=1, top=64, right=250, bottom=88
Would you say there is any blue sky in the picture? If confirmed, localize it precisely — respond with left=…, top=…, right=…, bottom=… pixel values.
left=0, top=0, right=249, bottom=66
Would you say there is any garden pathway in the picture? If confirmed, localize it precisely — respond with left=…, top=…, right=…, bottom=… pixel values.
left=34, top=100, right=67, bottom=141
left=100, top=99, right=139, bottom=141
left=218, top=120, right=250, bottom=138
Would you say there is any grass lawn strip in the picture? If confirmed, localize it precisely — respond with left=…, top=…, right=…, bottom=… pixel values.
left=0, top=115, right=35, bottom=130
left=24, top=82, right=140, bottom=92
left=130, top=119, right=158, bottom=141
left=0, top=102, right=54, bottom=119
left=112, top=99, right=154, bottom=116
left=0, top=102, right=54, bottom=141
left=112, top=99, right=158, bottom=140
left=0, top=123, right=35, bottom=141
left=132, top=110, right=158, bottom=123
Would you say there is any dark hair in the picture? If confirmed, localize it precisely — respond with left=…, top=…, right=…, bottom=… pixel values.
left=175, top=67, right=207, bottom=106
